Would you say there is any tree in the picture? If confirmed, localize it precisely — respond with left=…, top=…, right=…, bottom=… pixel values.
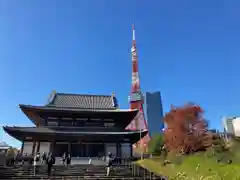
left=6, top=147, right=15, bottom=158
left=148, top=133, right=164, bottom=155
left=163, top=103, right=213, bottom=154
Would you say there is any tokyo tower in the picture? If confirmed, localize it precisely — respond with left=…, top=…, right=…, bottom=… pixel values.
left=126, top=25, right=150, bottom=150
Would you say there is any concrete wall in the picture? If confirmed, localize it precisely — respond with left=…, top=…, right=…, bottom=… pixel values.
left=39, top=142, right=50, bottom=154
left=105, top=143, right=116, bottom=156
left=121, top=143, right=131, bottom=157
left=22, top=142, right=33, bottom=155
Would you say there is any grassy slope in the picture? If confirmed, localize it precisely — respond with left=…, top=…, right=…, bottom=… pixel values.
left=136, top=154, right=240, bottom=179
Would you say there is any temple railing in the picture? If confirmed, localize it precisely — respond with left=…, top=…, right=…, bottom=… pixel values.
left=113, top=156, right=164, bottom=179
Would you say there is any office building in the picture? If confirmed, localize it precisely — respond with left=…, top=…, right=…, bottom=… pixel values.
left=232, top=117, right=240, bottom=137
left=222, top=116, right=240, bottom=137
left=143, top=92, right=164, bottom=137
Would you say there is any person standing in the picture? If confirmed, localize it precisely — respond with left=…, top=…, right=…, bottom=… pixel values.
left=41, top=152, right=46, bottom=164
left=47, top=152, right=55, bottom=177
left=66, top=154, right=71, bottom=166
left=106, top=152, right=114, bottom=176
left=33, top=153, right=39, bottom=176
left=88, top=157, right=92, bottom=165
left=62, top=152, right=66, bottom=165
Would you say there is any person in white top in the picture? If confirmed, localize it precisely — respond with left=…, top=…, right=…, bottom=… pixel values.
left=88, top=157, right=92, bottom=164
left=33, top=154, right=37, bottom=176
left=33, top=153, right=40, bottom=176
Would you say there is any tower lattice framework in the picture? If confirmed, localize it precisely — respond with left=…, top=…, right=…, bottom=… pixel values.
left=126, top=25, right=150, bottom=150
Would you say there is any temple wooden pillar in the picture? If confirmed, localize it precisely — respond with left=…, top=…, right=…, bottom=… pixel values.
left=50, top=140, right=55, bottom=153
left=32, top=141, right=36, bottom=155
left=130, top=143, right=133, bottom=157
left=36, top=141, right=40, bottom=153
left=68, top=143, right=71, bottom=154
left=20, top=141, right=24, bottom=155
left=116, top=142, right=121, bottom=157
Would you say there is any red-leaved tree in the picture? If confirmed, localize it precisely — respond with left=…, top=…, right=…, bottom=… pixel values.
left=163, top=103, right=213, bottom=154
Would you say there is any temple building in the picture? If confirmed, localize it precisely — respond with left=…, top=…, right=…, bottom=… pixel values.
left=3, top=91, right=147, bottom=157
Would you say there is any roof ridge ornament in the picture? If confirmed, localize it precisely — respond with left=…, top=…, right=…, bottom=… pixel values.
left=47, top=90, right=57, bottom=105
left=111, top=92, right=119, bottom=108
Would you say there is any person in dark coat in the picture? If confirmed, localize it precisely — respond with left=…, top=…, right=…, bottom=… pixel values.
left=46, top=152, right=55, bottom=176
left=66, top=154, right=71, bottom=166
left=41, top=152, right=46, bottom=164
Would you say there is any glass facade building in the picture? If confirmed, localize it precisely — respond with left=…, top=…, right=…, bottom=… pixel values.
left=143, top=92, right=164, bottom=136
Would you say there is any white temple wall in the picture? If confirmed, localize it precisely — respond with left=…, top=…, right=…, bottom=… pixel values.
left=22, top=142, right=33, bottom=155
left=39, top=142, right=50, bottom=154
left=121, top=143, right=131, bottom=157
left=105, top=143, right=116, bottom=156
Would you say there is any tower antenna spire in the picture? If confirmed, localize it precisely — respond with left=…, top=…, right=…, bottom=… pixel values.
left=132, top=24, right=136, bottom=41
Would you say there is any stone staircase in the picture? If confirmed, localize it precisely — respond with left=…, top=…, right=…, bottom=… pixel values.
left=0, top=164, right=162, bottom=179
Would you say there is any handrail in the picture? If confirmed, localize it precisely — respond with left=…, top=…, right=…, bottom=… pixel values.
left=131, top=163, right=164, bottom=180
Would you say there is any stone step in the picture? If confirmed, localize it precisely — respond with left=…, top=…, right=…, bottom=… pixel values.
left=0, top=165, right=157, bottom=180
left=0, top=176, right=144, bottom=179
left=0, top=174, right=158, bottom=179
left=2, top=172, right=136, bottom=176
left=0, top=176, right=147, bottom=179
left=1, top=168, right=134, bottom=173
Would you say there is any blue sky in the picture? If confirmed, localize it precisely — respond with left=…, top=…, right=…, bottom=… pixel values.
left=0, top=0, right=240, bottom=147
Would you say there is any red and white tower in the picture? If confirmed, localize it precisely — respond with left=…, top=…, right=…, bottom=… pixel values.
left=126, top=25, right=150, bottom=150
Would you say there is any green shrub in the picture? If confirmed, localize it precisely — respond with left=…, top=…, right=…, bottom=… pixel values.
left=148, top=133, right=164, bottom=155
left=6, top=147, right=15, bottom=158
left=212, top=136, right=226, bottom=154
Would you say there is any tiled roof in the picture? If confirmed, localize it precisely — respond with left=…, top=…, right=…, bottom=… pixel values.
left=0, top=141, right=10, bottom=148
left=47, top=91, right=118, bottom=109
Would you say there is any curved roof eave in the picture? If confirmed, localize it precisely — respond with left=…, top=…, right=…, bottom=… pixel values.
left=3, top=126, right=148, bottom=143
left=3, top=126, right=148, bottom=135
left=19, top=104, right=139, bottom=113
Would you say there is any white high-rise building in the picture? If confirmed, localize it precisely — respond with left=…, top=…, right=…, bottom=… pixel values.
left=222, top=117, right=240, bottom=137
left=232, top=117, right=240, bottom=137
left=223, top=117, right=235, bottom=134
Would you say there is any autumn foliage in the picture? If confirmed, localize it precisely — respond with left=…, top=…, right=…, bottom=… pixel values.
left=163, top=103, right=213, bottom=154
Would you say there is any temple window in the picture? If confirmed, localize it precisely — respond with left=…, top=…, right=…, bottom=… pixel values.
left=75, top=121, right=86, bottom=127
left=90, top=118, right=102, bottom=121
left=104, top=123, right=115, bottom=127
left=76, top=118, right=88, bottom=121
left=61, top=117, right=73, bottom=120
left=104, top=118, right=114, bottom=122
left=48, top=117, right=58, bottom=120
left=85, top=121, right=104, bottom=127
left=47, top=121, right=58, bottom=126
left=59, top=120, right=73, bottom=126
